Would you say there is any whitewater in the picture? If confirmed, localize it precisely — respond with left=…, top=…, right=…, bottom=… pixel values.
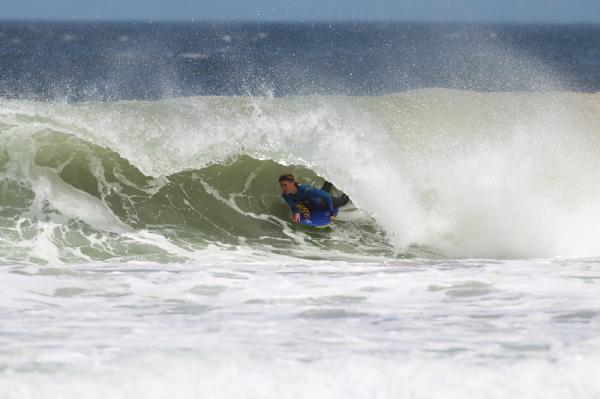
left=1, top=89, right=600, bottom=260
left=1, top=87, right=600, bottom=397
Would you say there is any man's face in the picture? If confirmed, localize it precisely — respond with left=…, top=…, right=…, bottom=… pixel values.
left=280, top=180, right=297, bottom=195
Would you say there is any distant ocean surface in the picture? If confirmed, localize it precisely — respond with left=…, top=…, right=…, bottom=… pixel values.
left=2, top=21, right=600, bottom=99
left=1, top=21, right=600, bottom=398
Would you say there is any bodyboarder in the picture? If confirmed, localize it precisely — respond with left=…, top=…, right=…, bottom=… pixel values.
left=278, top=174, right=350, bottom=224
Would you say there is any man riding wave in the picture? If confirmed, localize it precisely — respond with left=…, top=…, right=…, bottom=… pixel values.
left=279, top=174, right=350, bottom=224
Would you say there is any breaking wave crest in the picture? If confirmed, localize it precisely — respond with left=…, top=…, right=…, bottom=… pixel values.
left=1, top=89, right=600, bottom=263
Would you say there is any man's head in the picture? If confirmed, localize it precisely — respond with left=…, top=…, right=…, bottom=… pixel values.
left=279, top=174, right=298, bottom=195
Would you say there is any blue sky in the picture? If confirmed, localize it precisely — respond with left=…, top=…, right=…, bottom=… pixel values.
left=2, top=0, right=599, bottom=23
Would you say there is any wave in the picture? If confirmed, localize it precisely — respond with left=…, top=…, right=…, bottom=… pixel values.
left=1, top=89, right=600, bottom=263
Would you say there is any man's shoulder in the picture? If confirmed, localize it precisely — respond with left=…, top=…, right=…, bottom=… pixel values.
left=297, top=184, right=313, bottom=191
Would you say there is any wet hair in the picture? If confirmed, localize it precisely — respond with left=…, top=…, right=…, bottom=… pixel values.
left=278, top=174, right=296, bottom=183
left=278, top=174, right=298, bottom=188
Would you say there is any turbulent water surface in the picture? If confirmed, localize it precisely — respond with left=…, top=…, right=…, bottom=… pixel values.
left=1, top=21, right=600, bottom=398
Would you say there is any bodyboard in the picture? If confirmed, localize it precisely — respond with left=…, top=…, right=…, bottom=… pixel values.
left=298, top=209, right=334, bottom=229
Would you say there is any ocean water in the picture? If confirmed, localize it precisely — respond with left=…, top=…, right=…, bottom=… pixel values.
left=1, top=21, right=600, bottom=398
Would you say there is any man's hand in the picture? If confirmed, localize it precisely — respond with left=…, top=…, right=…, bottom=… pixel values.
left=330, top=215, right=336, bottom=223
left=292, top=213, right=301, bottom=223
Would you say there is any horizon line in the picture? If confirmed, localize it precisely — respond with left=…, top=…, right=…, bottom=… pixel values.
left=1, top=18, right=599, bottom=26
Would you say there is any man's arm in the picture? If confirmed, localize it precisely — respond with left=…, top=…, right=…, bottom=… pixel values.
left=308, top=188, right=335, bottom=215
left=283, top=195, right=300, bottom=214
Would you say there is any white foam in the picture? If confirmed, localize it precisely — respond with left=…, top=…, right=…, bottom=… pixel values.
left=1, top=258, right=599, bottom=398
left=60, top=33, right=77, bottom=43
left=2, top=90, right=600, bottom=258
left=1, top=351, right=599, bottom=399
left=180, top=52, right=209, bottom=60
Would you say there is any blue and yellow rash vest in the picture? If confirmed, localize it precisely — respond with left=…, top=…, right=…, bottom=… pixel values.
left=282, top=184, right=337, bottom=216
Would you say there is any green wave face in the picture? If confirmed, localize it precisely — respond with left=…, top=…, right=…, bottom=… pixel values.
left=0, top=128, right=392, bottom=264
left=2, top=89, right=600, bottom=263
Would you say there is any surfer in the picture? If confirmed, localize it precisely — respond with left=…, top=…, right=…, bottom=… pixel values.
left=279, top=174, right=350, bottom=224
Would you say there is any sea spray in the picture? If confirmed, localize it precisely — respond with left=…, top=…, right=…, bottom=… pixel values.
left=1, top=89, right=600, bottom=262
